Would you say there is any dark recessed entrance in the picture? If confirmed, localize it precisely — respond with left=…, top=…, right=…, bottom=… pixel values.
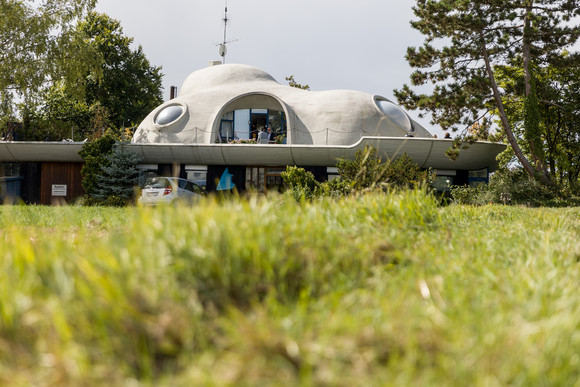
left=250, top=112, right=267, bottom=140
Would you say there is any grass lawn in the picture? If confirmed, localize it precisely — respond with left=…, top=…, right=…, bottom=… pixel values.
left=1, top=191, right=579, bottom=386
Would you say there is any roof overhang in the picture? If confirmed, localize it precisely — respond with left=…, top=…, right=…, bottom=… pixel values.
left=0, top=138, right=506, bottom=171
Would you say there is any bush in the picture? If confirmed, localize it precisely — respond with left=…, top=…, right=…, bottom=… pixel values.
left=281, top=146, right=434, bottom=201
left=337, top=146, right=434, bottom=191
left=319, top=177, right=353, bottom=198
left=380, top=152, right=435, bottom=190
left=450, top=168, right=565, bottom=206
left=336, top=145, right=385, bottom=190
left=487, top=169, right=559, bottom=206
left=450, top=184, right=493, bottom=206
left=281, top=166, right=321, bottom=201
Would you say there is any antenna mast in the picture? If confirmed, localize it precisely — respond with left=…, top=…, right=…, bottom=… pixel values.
left=219, top=0, right=229, bottom=63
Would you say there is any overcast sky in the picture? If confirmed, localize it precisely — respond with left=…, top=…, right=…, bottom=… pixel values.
left=94, top=0, right=439, bottom=133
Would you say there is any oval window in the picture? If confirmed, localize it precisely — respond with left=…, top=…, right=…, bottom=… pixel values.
left=376, top=100, right=413, bottom=132
left=155, top=104, right=185, bottom=126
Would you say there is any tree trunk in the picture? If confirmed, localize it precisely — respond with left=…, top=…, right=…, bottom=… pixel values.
left=523, top=5, right=532, bottom=96
left=480, top=36, right=540, bottom=180
left=521, top=2, right=553, bottom=184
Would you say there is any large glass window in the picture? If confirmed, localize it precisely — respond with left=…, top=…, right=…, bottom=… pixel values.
left=186, top=168, right=207, bottom=189
left=221, top=108, right=287, bottom=143
left=250, top=110, right=268, bottom=141
left=234, top=109, right=251, bottom=139
left=375, top=99, right=413, bottom=132
left=246, top=167, right=284, bottom=192
left=468, top=168, right=489, bottom=187
left=268, top=110, right=287, bottom=142
left=155, top=104, right=185, bottom=126
left=219, top=111, right=234, bottom=141
left=432, top=175, right=453, bottom=192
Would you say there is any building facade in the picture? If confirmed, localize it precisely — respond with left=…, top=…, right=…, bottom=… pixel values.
left=0, top=63, right=505, bottom=203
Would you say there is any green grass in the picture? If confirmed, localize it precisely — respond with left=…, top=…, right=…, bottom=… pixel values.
left=1, top=192, right=579, bottom=386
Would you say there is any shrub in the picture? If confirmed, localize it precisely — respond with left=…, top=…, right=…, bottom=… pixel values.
left=336, top=145, right=385, bottom=190
left=282, top=146, right=434, bottom=201
left=337, top=146, right=434, bottom=191
left=319, top=177, right=353, bottom=198
left=380, top=152, right=435, bottom=190
left=450, top=169, right=564, bottom=206
left=487, top=169, right=559, bottom=206
left=281, top=166, right=321, bottom=201
left=450, top=184, right=493, bottom=205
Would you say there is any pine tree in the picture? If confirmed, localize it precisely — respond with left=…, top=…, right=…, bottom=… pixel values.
left=79, top=133, right=117, bottom=199
left=394, top=0, right=580, bottom=184
left=93, top=143, right=140, bottom=206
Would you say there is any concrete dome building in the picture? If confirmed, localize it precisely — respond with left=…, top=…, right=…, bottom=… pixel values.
left=133, top=63, right=432, bottom=146
left=0, top=62, right=506, bottom=203
left=128, top=62, right=505, bottom=193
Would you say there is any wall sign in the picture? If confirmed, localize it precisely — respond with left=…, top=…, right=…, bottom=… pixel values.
left=52, top=184, right=67, bottom=196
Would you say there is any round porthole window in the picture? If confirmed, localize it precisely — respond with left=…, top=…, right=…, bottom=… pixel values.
left=376, top=100, right=413, bottom=132
left=154, top=104, right=186, bottom=126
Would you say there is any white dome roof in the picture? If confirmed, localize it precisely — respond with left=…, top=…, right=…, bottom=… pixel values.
left=179, top=64, right=278, bottom=96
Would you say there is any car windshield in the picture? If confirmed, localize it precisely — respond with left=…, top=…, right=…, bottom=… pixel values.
left=144, top=177, right=171, bottom=189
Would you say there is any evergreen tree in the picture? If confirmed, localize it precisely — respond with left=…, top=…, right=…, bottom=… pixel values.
left=79, top=133, right=117, bottom=199
left=93, top=143, right=140, bottom=206
left=394, top=0, right=580, bottom=184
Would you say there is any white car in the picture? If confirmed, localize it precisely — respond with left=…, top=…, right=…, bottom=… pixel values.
left=139, top=177, right=206, bottom=205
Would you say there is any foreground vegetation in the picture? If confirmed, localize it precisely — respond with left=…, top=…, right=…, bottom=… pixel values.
left=1, top=191, right=579, bottom=386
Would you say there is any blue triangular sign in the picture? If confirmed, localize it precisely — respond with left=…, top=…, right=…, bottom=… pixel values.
left=216, top=167, right=236, bottom=191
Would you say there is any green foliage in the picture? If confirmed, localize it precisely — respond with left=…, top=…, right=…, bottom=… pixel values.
left=495, top=57, right=580, bottom=191
left=281, top=166, right=321, bottom=201
left=19, top=12, right=163, bottom=140
left=395, top=0, right=580, bottom=182
left=336, top=145, right=385, bottom=190
left=78, top=12, right=163, bottom=130
left=1, top=195, right=579, bottom=385
left=282, top=146, right=434, bottom=201
left=78, top=133, right=117, bottom=200
left=93, top=143, right=140, bottom=206
left=319, top=176, right=353, bottom=198
left=285, top=75, right=310, bottom=90
left=0, top=0, right=98, bottom=118
left=523, top=72, right=544, bottom=163
left=450, top=168, right=567, bottom=206
left=337, top=146, right=434, bottom=191
left=450, top=184, right=494, bottom=206
left=382, top=152, right=435, bottom=189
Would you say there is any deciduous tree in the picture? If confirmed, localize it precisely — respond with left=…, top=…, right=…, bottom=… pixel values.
left=394, top=0, right=580, bottom=184
left=39, top=12, right=163, bottom=138
left=0, top=0, right=98, bottom=120
left=79, top=12, right=163, bottom=129
left=495, top=57, right=580, bottom=191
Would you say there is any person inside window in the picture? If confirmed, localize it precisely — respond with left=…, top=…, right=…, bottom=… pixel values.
left=267, top=127, right=276, bottom=143
left=257, top=127, right=269, bottom=144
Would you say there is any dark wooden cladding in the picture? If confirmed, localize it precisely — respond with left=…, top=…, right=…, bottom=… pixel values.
left=40, top=162, right=84, bottom=205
